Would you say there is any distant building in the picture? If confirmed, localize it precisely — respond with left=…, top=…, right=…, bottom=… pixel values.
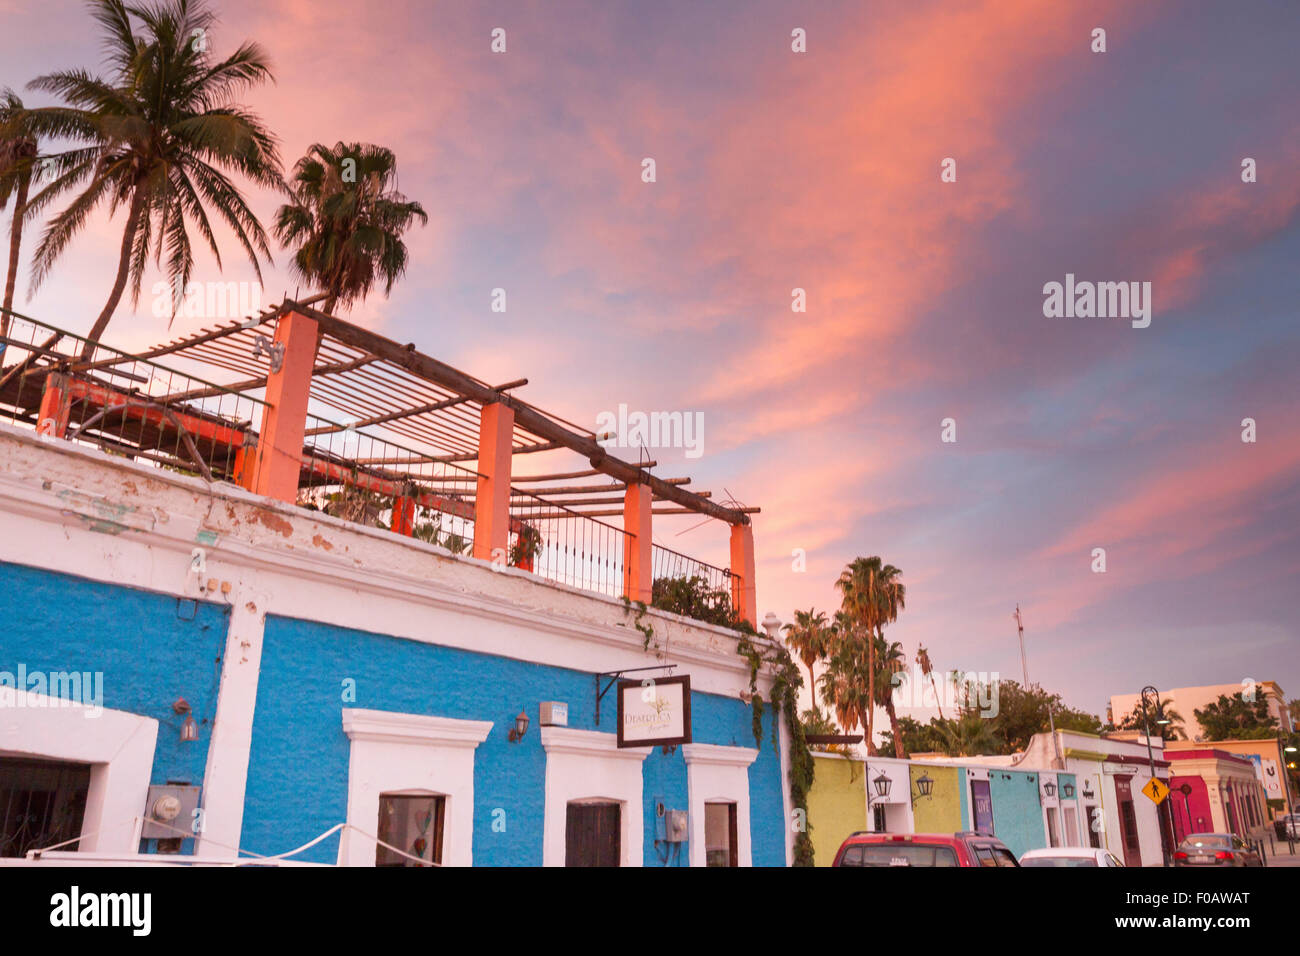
left=1166, top=749, right=1270, bottom=845
left=1109, top=682, right=1293, bottom=742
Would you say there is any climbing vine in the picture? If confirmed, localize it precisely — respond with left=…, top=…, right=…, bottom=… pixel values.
left=735, top=623, right=816, bottom=867
left=620, top=595, right=659, bottom=654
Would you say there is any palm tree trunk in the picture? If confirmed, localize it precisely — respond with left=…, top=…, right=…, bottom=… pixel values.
left=885, top=696, right=904, bottom=758
left=80, top=189, right=146, bottom=359
left=930, top=674, right=945, bottom=721
left=865, top=628, right=876, bottom=756
left=2, top=172, right=28, bottom=338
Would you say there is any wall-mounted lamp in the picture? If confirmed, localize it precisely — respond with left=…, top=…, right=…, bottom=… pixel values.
left=872, top=771, right=892, bottom=800
left=1083, top=782, right=1095, bottom=799
left=1062, top=783, right=1075, bottom=799
left=507, top=710, right=530, bottom=743
left=1043, top=781, right=1057, bottom=798
left=911, top=772, right=934, bottom=807
left=173, top=698, right=199, bottom=743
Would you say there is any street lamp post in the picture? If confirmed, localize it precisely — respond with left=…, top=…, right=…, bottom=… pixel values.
left=1140, top=685, right=1173, bottom=867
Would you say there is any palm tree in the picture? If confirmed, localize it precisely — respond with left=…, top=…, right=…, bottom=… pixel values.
left=782, top=608, right=832, bottom=709
left=1117, top=697, right=1186, bottom=742
left=819, top=637, right=873, bottom=755
left=936, top=713, right=1000, bottom=757
left=835, top=557, right=882, bottom=754
left=1, top=90, right=40, bottom=339
left=833, top=556, right=906, bottom=757
left=274, top=141, right=427, bottom=315
left=20, top=0, right=282, bottom=356
left=916, top=645, right=944, bottom=721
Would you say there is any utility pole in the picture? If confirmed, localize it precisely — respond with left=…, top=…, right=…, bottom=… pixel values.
left=1014, top=605, right=1061, bottom=768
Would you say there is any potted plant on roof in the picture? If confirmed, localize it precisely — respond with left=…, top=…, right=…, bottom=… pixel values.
left=510, top=524, right=544, bottom=572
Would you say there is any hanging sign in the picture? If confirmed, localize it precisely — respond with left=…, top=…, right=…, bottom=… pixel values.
left=617, top=674, right=691, bottom=748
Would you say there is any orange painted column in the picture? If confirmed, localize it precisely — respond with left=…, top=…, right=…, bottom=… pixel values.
left=35, top=372, right=71, bottom=438
left=729, top=523, right=757, bottom=627
left=622, top=482, right=653, bottom=604
left=249, top=311, right=318, bottom=503
left=472, top=402, right=514, bottom=562
left=391, top=494, right=416, bottom=536
left=232, top=442, right=256, bottom=490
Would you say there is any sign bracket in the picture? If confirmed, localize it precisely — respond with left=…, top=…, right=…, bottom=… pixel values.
left=594, top=664, right=676, bottom=725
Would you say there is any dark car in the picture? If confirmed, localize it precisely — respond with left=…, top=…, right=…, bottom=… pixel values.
left=1173, top=833, right=1264, bottom=867
left=832, top=831, right=1019, bottom=867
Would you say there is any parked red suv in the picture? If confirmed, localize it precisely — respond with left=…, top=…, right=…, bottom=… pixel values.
left=832, top=831, right=1020, bottom=867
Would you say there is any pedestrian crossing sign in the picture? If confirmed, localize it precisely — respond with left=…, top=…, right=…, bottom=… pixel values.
left=1142, top=777, right=1170, bottom=805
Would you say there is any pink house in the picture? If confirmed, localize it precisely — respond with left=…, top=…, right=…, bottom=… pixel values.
left=1167, top=749, right=1270, bottom=845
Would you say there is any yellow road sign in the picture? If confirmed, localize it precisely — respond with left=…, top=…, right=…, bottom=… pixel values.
left=1142, top=777, right=1170, bottom=805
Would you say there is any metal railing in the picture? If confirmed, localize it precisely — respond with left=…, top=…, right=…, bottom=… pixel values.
left=296, top=412, right=479, bottom=555
left=509, top=488, right=631, bottom=598
left=0, top=310, right=265, bottom=483
left=2, top=309, right=739, bottom=614
left=650, top=543, right=738, bottom=622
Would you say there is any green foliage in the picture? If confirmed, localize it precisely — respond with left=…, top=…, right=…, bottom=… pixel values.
left=878, top=715, right=948, bottom=757
left=1114, top=695, right=1187, bottom=741
left=619, top=595, right=656, bottom=652
left=411, top=520, right=469, bottom=555
left=21, top=0, right=284, bottom=350
left=508, top=524, right=543, bottom=566
left=1193, top=693, right=1279, bottom=740
left=736, top=622, right=814, bottom=866
left=274, top=141, right=427, bottom=312
left=650, top=574, right=738, bottom=628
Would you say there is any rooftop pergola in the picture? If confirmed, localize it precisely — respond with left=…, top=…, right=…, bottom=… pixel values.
left=0, top=299, right=759, bottom=622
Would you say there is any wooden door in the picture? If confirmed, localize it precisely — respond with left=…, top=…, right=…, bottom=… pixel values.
left=1114, top=775, right=1141, bottom=867
left=565, top=802, right=621, bottom=867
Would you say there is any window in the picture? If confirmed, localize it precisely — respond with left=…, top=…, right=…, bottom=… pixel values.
left=680, top=743, right=757, bottom=867
left=1085, top=804, right=1101, bottom=848
left=704, top=802, right=738, bottom=867
left=975, top=846, right=998, bottom=867
left=1046, top=807, right=1060, bottom=847
left=376, top=794, right=444, bottom=866
left=1119, top=800, right=1140, bottom=851
left=840, top=843, right=958, bottom=867
left=340, top=710, right=492, bottom=867
left=872, top=805, right=887, bottom=832
left=1062, top=805, right=1079, bottom=846
left=0, top=758, right=90, bottom=858
left=992, top=847, right=1018, bottom=867
left=565, top=801, right=621, bottom=867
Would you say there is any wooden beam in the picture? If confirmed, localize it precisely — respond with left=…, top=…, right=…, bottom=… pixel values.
left=511, top=465, right=656, bottom=482
left=303, top=378, right=527, bottom=437
left=531, top=505, right=760, bottom=519
left=279, top=300, right=751, bottom=525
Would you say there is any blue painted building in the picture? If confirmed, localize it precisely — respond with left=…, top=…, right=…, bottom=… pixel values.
left=0, top=425, right=793, bottom=866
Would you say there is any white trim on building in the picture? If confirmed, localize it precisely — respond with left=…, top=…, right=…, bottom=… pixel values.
left=0, top=690, right=157, bottom=854
left=339, top=709, right=493, bottom=867
left=540, top=727, right=650, bottom=866
left=681, top=743, right=758, bottom=866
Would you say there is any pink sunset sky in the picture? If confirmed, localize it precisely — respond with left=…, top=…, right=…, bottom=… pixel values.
left=2, top=0, right=1298, bottom=730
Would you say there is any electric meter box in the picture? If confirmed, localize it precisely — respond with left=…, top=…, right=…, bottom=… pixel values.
left=141, top=783, right=201, bottom=839
left=539, top=701, right=568, bottom=726
left=664, top=809, right=688, bottom=842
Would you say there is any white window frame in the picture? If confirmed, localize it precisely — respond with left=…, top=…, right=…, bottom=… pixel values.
left=541, top=727, right=650, bottom=867
left=0, top=690, right=157, bottom=855
left=339, top=709, right=492, bottom=867
left=681, top=742, right=758, bottom=867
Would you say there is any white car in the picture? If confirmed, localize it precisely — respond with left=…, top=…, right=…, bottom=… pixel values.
left=1019, top=847, right=1124, bottom=867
